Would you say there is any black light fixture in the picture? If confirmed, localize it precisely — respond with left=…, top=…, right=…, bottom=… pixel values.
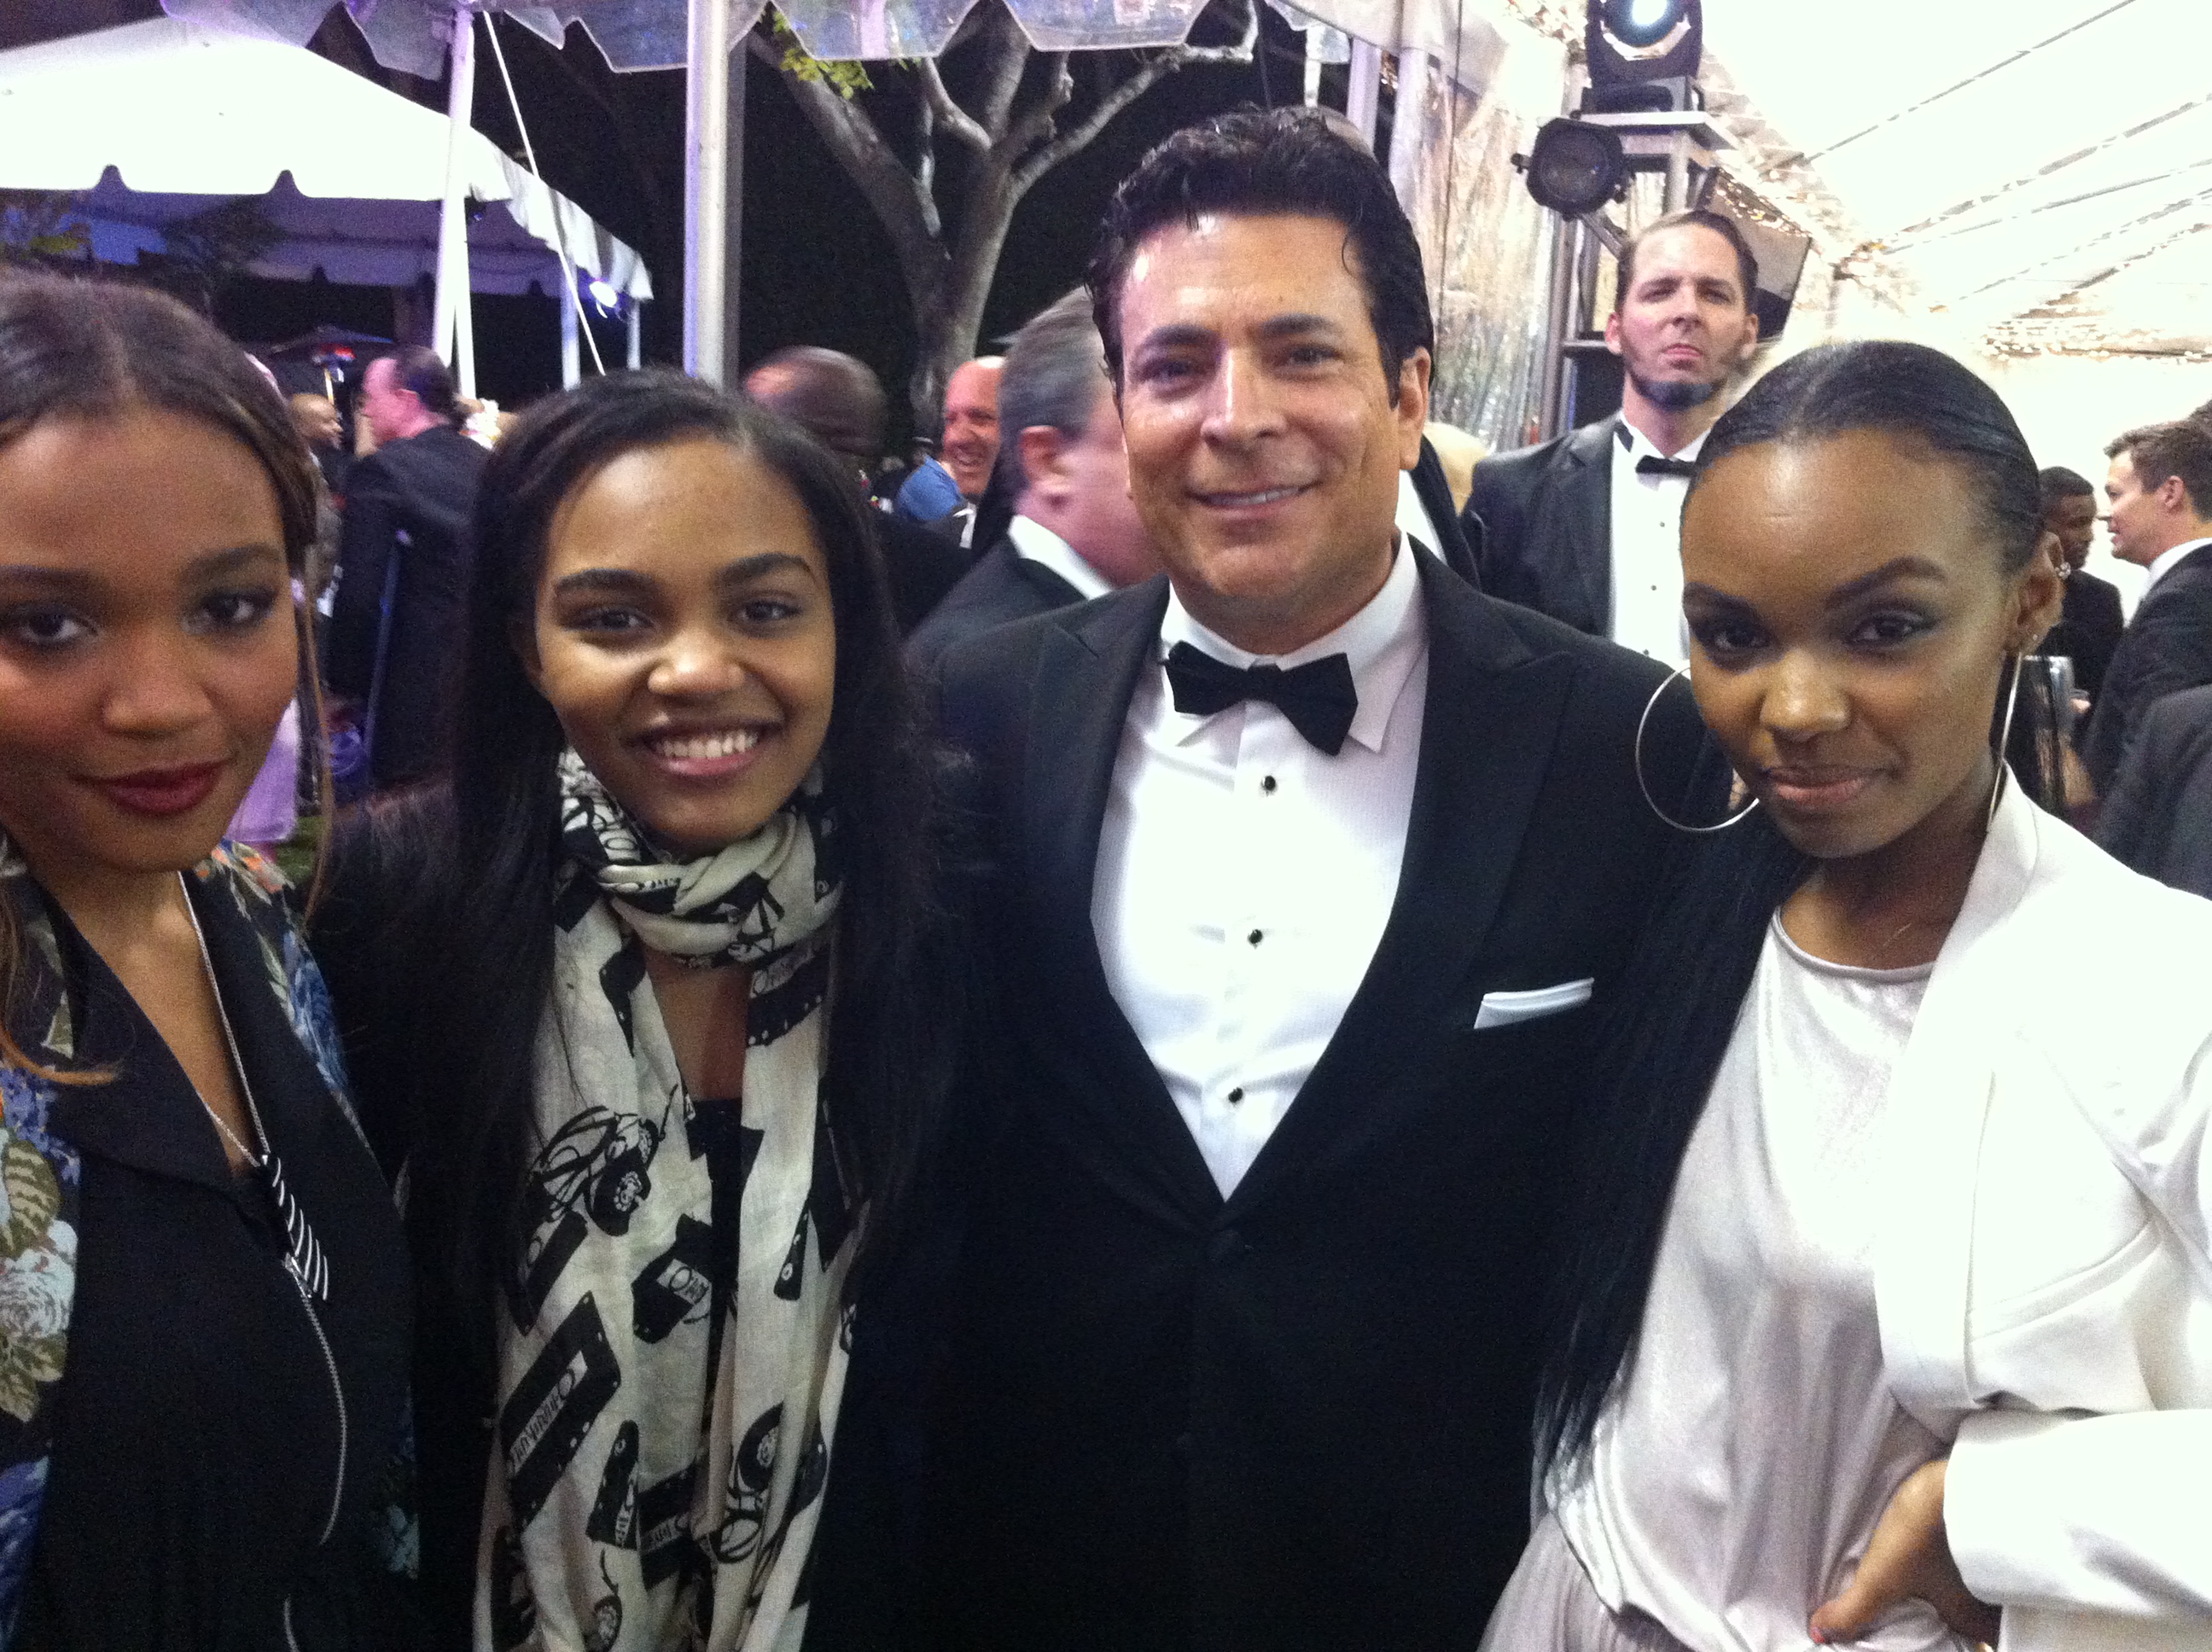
left=1598, top=0, right=1691, bottom=50
left=1586, top=0, right=1703, bottom=112
left=1518, top=119, right=1630, bottom=218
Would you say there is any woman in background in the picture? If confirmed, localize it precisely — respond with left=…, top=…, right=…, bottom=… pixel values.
left=1484, top=340, right=2212, bottom=1652
left=316, top=371, right=963, bottom=1649
left=0, top=275, right=410, bottom=1648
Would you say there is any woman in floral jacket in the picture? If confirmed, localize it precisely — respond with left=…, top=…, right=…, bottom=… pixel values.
left=0, top=275, right=411, bottom=1649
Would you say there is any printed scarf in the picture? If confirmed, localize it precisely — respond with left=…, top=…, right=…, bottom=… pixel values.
left=480, top=753, right=852, bottom=1652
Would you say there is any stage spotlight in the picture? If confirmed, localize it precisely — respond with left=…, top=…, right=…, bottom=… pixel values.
left=1599, top=0, right=1688, bottom=50
left=1519, top=119, right=1629, bottom=217
left=587, top=277, right=620, bottom=311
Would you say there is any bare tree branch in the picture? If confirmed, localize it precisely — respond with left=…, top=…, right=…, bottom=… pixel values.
left=1010, top=1, right=1258, bottom=195
left=971, top=5, right=1033, bottom=137
left=750, top=32, right=946, bottom=293
left=916, top=58, right=992, bottom=153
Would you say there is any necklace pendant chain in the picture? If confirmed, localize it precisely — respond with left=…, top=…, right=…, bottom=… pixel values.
left=179, top=874, right=330, bottom=1301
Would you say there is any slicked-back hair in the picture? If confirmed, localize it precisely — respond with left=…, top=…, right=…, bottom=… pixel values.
left=2039, top=464, right=2094, bottom=515
left=995, top=288, right=1110, bottom=493
left=387, top=343, right=460, bottom=422
left=744, top=345, right=888, bottom=463
left=342, top=369, right=959, bottom=1341
left=1615, top=208, right=1760, bottom=315
left=1087, top=106, right=1434, bottom=399
left=2106, top=419, right=2212, bottom=519
left=1540, top=337, right=2054, bottom=1482
left=1693, top=339, right=2045, bottom=573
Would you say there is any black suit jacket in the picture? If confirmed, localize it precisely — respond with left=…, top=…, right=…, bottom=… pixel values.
left=864, top=552, right=1706, bottom=1650
left=2095, top=681, right=2212, bottom=900
left=1461, top=416, right=1618, bottom=637
left=876, top=509, right=972, bottom=637
left=1409, top=436, right=1480, bottom=585
left=904, top=538, right=1086, bottom=679
left=324, top=425, right=486, bottom=788
left=2081, top=543, right=2212, bottom=790
left=2044, top=567, right=2125, bottom=706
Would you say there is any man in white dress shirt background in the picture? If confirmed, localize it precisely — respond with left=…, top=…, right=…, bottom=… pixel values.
left=905, top=290, right=1160, bottom=676
left=800, top=108, right=1716, bottom=1652
left=1463, top=209, right=1763, bottom=665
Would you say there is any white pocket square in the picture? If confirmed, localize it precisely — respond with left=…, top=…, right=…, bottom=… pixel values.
left=1472, top=978, right=1594, bottom=1031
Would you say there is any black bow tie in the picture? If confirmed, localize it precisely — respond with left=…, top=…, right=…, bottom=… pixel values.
left=1636, top=453, right=1699, bottom=480
left=1162, top=642, right=1359, bottom=756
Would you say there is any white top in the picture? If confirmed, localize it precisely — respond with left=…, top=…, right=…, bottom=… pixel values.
left=1092, top=543, right=1429, bottom=1197
left=2145, top=535, right=2212, bottom=591
left=1008, top=512, right=1114, bottom=602
left=1555, top=916, right=1976, bottom=1652
left=1607, top=422, right=1707, bottom=668
left=1395, top=469, right=1443, bottom=560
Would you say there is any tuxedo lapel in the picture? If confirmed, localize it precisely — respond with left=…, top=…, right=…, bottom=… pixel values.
left=1225, top=557, right=1578, bottom=1216
left=1021, top=581, right=1224, bottom=1219
left=1552, top=417, right=1615, bottom=633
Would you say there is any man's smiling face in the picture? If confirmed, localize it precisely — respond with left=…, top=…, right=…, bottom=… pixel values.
left=1113, top=211, right=1428, bottom=655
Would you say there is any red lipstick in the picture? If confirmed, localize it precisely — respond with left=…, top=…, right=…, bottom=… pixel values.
left=88, top=762, right=225, bottom=818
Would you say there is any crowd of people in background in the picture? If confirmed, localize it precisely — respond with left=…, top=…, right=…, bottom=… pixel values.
left=0, top=102, right=2207, bottom=1652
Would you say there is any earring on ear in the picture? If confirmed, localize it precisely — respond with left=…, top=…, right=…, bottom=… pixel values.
left=1988, top=650, right=2024, bottom=833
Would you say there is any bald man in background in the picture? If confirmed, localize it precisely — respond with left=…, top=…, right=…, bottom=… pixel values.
left=744, top=345, right=969, bottom=632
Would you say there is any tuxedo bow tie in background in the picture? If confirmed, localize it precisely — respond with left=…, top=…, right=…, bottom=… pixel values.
left=1163, top=641, right=1359, bottom=755
left=1636, top=453, right=1699, bottom=480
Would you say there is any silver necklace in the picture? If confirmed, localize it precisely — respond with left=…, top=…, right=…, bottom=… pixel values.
left=178, top=874, right=329, bottom=1299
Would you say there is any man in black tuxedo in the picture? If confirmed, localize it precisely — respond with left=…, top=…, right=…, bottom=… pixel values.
left=324, top=346, right=485, bottom=790
left=1464, top=209, right=1761, bottom=665
left=905, top=290, right=1160, bottom=676
left=2081, top=419, right=2212, bottom=791
left=743, top=345, right=969, bottom=634
left=893, top=108, right=1710, bottom=1650
left=2097, top=682, right=2212, bottom=899
left=2037, top=465, right=2125, bottom=706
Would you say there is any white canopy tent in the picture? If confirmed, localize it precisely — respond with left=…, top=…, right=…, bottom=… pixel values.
left=0, top=17, right=653, bottom=390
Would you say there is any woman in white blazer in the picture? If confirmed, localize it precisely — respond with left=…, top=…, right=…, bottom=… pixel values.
left=1481, top=340, right=2212, bottom=1652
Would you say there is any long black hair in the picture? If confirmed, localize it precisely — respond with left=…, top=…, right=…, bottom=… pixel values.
left=326, top=369, right=959, bottom=1341
left=1535, top=340, right=2052, bottom=1477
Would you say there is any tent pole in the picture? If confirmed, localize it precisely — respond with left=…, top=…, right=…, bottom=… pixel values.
left=433, top=5, right=478, bottom=393
left=683, top=0, right=731, bottom=383
left=628, top=304, right=643, bottom=370
left=1387, top=49, right=1428, bottom=207
left=561, top=280, right=580, bottom=387
left=1345, top=38, right=1381, bottom=145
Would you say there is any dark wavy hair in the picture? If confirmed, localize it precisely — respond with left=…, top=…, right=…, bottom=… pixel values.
left=1087, top=105, right=1434, bottom=398
left=1537, top=340, right=2054, bottom=1478
left=325, top=368, right=959, bottom=1330
left=0, top=273, right=326, bottom=1077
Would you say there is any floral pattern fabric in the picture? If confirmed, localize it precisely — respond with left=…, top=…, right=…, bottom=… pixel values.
left=0, top=841, right=375, bottom=1641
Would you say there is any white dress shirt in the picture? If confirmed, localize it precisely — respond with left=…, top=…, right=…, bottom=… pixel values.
left=1007, top=513, right=1114, bottom=602
left=2145, top=534, right=2212, bottom=592
left=1607, top=422, right=1707, bottom=668
left=1091, top=543, right=1429, bottom=1196
left=1394, top=470, right=1442, bottom=559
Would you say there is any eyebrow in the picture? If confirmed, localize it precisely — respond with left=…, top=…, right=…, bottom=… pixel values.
left=550, top=552, right=818, bottom=600
left=1131, top=313, right=1342, bottom=353
left=1681, top=556, right=1948, bottom=612
left=0, top=543, right=282, bottom=591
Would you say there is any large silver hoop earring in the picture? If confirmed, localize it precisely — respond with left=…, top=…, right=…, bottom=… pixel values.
left=1987, top=650, right=2023, bottom=832
left=1635, top=664, right=1759, bottom=834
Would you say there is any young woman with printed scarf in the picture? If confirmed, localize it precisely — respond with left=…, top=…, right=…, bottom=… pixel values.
left=0, top=276, right=412, bottom=1647
left=314, top=371, right=964, bottom=1650
left=1482, top=341, right=2212, bottom=1652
